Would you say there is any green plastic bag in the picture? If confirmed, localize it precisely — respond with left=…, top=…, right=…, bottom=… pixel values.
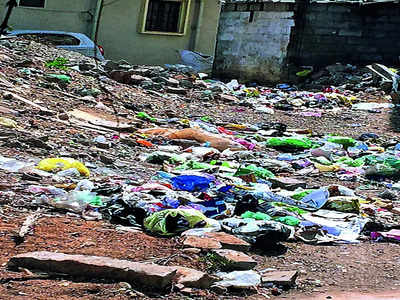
left=336, top=157, right=364, bottom=167
left=291, top=190, right=313, bottom=200
left=234, top=164, right=275, bottom=179
left=266, top=137, right=314, bottom=150
left=241, top=211, right=271, bottom=221
left=210, top=160, right=235, bottom=168
left=273, top=216, right=300, bottom=226
left=144, top=209, right=210, bottom=236
left=176, top=160, right=212, bottom=170
left=137, top=112, right=157, bottom=122
left=327, top=136, right=356, bottom=148
left=47, top=74, right=71, bottom=83
left=272, top=202, right=308, bottom=215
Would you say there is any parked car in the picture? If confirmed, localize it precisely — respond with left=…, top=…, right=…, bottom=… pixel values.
left=7, top=30, right=105, bottom=60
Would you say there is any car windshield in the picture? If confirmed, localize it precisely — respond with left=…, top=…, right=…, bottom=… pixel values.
left=15, top=33, right=80, bottom=46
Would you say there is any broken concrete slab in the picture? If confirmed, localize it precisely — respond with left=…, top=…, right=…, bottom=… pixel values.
left=182, top=235, right=222, bottom=249
left=261, top=270, right=298, bottom=287
left=175, top=266, right=219, bottom=289
left=212, top=249, right=257, bottom=271
left=205, top=232, right=251, bottom=252
left=182, top=231, right=250, bottom=252
left=68, top=109, right=135, bottom=131
left=8, top=251, right=177, bottom=289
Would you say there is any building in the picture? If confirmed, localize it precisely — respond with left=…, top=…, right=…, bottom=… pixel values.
left=214, top=0, right=400, bottom=84
left=0, top=0, right=221, bottom=66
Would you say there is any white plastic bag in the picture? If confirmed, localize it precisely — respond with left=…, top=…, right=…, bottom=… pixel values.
left=179, top=50, right=213, bottom=73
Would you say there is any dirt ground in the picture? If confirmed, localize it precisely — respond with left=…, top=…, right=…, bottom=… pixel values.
left=1, top=38, right=400, bottom=299
left=1, top=204, right=400, bottom=299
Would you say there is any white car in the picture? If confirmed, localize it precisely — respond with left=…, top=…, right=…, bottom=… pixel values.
left=7, top=30, right=105, bottom=60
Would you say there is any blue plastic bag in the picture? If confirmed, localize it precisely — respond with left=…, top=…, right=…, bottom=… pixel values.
left=171, top=175, right=212, bottom=192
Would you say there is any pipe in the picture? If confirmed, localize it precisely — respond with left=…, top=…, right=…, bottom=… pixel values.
left=91, top=0, right=103, bottom=40
left=188, top=0, right=204, bottom=51
left=0, top=0, right=18, bottom=35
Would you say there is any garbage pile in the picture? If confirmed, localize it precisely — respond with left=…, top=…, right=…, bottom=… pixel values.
left=1, top=35, right=400, bottom=295
left=17, top=123, right=400, bottom=246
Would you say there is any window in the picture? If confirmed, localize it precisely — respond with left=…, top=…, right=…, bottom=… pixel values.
left=141, top=0, right=190, bottom=35
left=19, top=0, right=45, bottom=8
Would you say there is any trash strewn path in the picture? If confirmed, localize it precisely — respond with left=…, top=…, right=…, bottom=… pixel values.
left=0, top=36, right=400, bottom=299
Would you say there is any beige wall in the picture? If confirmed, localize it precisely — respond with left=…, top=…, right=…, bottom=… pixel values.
left=0, top=0, right=95, bottom=35
left=0, top=0, right=221, bottom=65
left=97, top=0, right=221, bottom=65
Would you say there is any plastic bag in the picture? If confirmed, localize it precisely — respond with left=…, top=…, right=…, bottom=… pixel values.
left=179, top=50, right=213, bottom=73
left=300, top=188, right=329, bottom=210
left=0, top=117, right=17, bottom=128
left=171, top=175, right=212, bottom=192
left=327, top=136, right=356, bottom=148
left=36, top=158, right=90, bottom=177
left=324, top=196, right=360, bottom=213
left=144, top=208, right=210, bottom=236
left=266, top=137, right=314, bottom=150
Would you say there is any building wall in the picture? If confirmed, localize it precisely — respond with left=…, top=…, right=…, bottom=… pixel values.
left=214, top=2, right=295, bottom=84
left=96, top=0, right=221, bottom=65
left=0, top=0, right=221, bottom=66
left=0, top=0, right=95, bottom=35
left=289, top=3, right=400, bottom=66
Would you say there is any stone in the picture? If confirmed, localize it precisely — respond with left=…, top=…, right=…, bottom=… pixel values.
left=219, top=94, right=239, bottom=102
left=205, top=232, right=251, bottom=252
left=99, top=155, right=114, bottom=165
left=175, top=266, right=219, bottom=289
left=392, top=207, right=400, bottom=215
left=166, top=87, right=187, bottom=95
left=166, top=77, right=179, bottom=87
left=182, top=236, right=222, bottom=249
left=212, top=249, right=257, bottom=271
left=261, top=270, right=298, bottom=287
left=179, top=79, right=194, bottom=88
left=109, top=70, right=134, bottom=84
left=79, top=62, right=96, bottom=71
left=174, top=283, right=185, bottom=290
left=269, top=177, right=307, bottom=191
left=7, top=251, right=177, bottom=289
left=180, top=287, right=194, bottom=295
left=130, top=74, right=151, bottom=85
left=182, top=248, right=201, bottom=254
left=210, top=284, right=228, bottom=294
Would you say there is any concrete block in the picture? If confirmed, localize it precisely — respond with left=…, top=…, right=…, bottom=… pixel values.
left=212, top=249, right=257, bottom=271
left=8, top=251, right=177, bottom=289
left=261, top=270, right=298, bottom=287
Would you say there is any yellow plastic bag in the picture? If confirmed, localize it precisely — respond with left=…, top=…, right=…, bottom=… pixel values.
left=315, top=163, right=340, bottom=172
left=36, top=158, right=90, bottom=177
left=0, top=117, right=17, bottom=128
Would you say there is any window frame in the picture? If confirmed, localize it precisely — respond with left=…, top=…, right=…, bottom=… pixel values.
left=18, top=0, right=46, bottom=8
left=140, top=0, right=191, bottom=36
